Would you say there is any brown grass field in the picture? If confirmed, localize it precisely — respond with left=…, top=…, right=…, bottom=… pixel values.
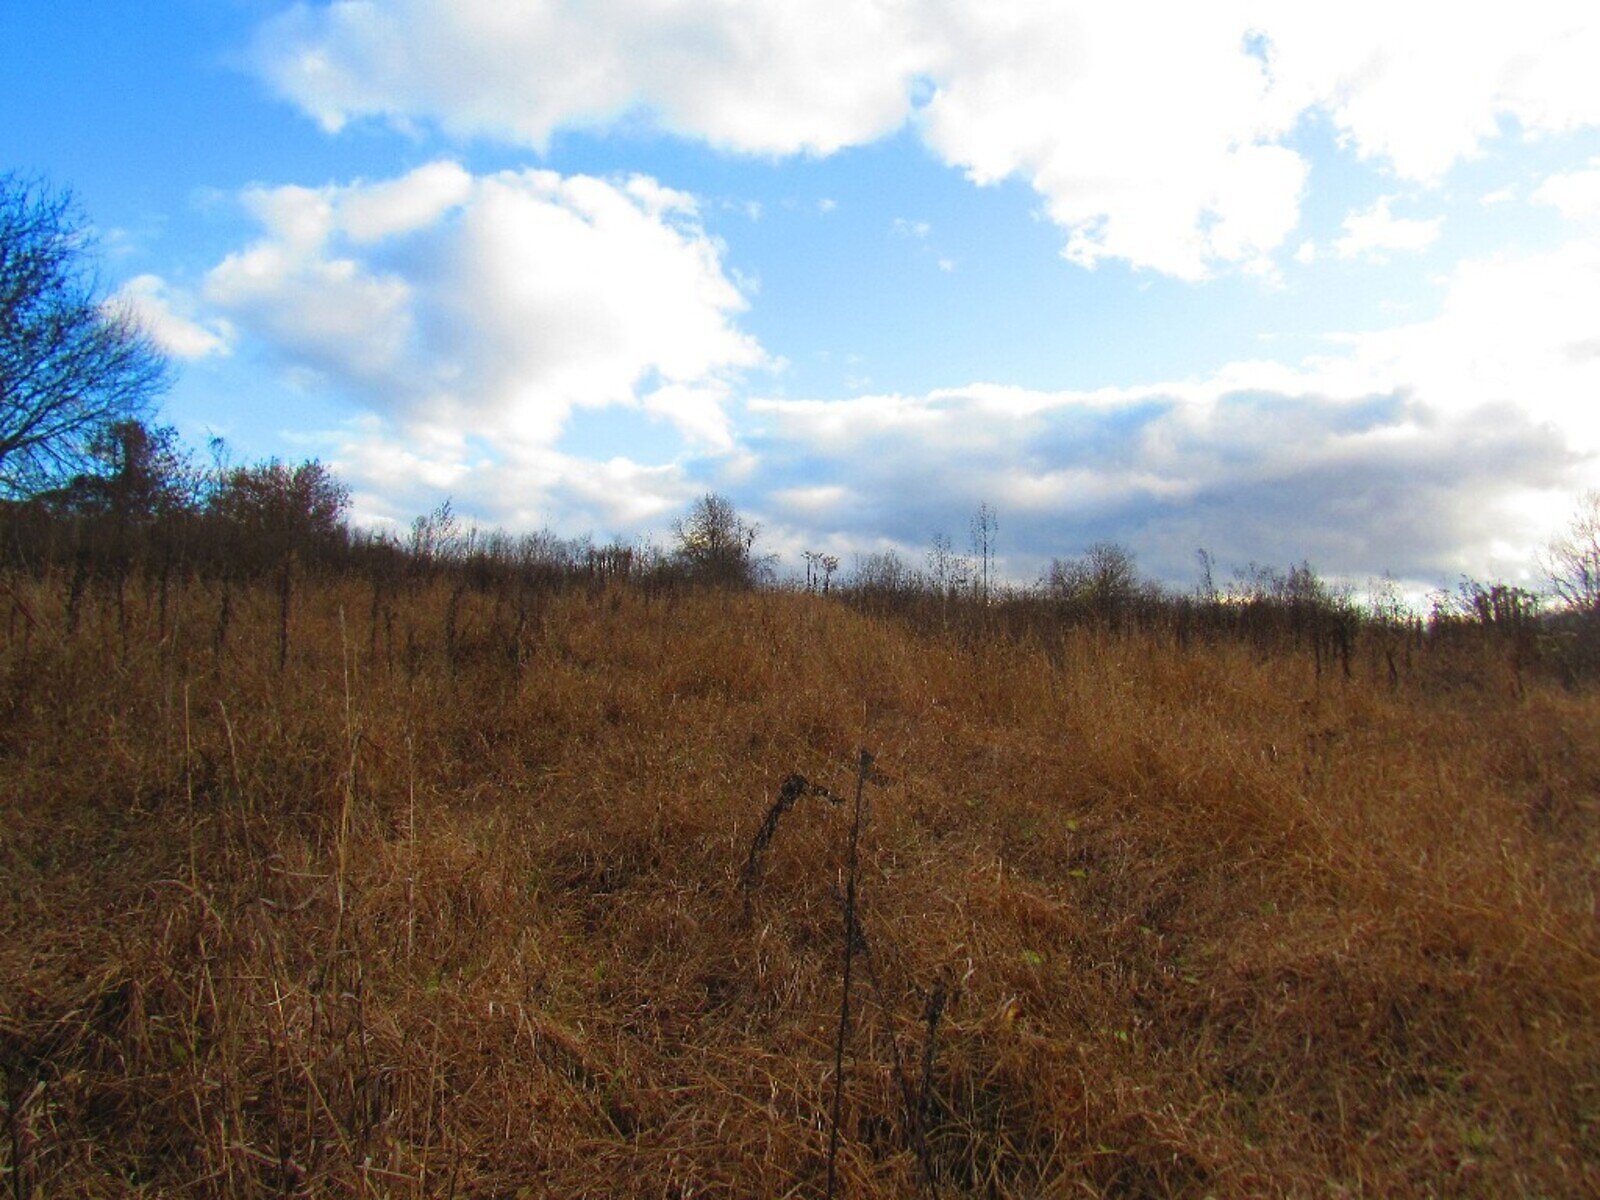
left=2, top=569, right=1597, bottom=1197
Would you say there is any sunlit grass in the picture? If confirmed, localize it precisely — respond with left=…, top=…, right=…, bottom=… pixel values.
left=1, top=568, right=1596, bottom=1196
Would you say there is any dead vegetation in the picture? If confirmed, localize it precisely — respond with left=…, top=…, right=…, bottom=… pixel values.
left=2, top=566, right=1598, bottom=1197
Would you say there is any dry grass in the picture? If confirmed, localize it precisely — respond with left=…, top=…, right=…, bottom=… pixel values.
left=2, top=569, right=1597, bottom=1197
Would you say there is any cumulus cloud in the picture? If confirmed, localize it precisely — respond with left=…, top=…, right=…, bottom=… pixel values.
left=113, top=275, right=232, bottom=359
left=1331, top=196, right=1442, bottom=260
left=338, top=159, right=474, bottom=241
left=915, top=4, right=1307, bottom=280
left=252, top=2, right=1600, bottom=279
left=203, top=161, right=765, bottom=452
left=230, top=5, right=1600, bottom=577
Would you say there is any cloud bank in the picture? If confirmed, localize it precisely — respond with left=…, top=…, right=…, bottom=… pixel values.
left=744, top=233, right=1600, bottom=586
left=254, top=1, right=1600, bottom=278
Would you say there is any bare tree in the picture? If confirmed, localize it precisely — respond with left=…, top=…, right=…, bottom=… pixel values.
left=819, top=553, right=839, bottom=593
left=926, top=531, right=970, bottom=597
left=853, top=548, right=912, bottom=594
left=672, top=493, right=770, bottom=586
left=1195, top=548, right=1218, bottom=603
left=1048, top=541, right=1141, bottom=609
left=0, top=175, right=169, bottom=498
left=802, top=550, right=840, bottom=593
left=1545, top=489, right=1600, bottom=613
left=970, top=502, right=998, bottom=601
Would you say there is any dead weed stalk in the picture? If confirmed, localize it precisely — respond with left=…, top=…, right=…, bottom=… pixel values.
left=742, top=751, right=952, bottom=1198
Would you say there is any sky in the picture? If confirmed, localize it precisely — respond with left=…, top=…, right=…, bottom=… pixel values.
left=5, top=1, right=1600, bottom=595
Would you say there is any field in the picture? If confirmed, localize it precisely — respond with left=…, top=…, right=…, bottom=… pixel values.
left=2, top=566, right=1598, bottom=1196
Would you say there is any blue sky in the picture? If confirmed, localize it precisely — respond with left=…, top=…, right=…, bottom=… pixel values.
left=5, top=1, right=1600, bottom=594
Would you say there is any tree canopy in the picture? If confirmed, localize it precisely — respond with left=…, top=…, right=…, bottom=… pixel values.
left=1, top=175, right=168, bottom=498
left=208, top=459, right=351, bottom=554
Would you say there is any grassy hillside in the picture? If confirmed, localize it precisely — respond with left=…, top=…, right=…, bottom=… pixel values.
left=2, top=568, right=1597, bottom=1196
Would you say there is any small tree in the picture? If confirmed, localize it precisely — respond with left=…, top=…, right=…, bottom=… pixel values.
left=1048, top=541, right=1141, bottom=610
left=802, top=550, right=841, bottom=594
left=853, top=549, right=912, bottom=594
left=926, top=531, right=971, bottom=597
left=1, top=175, right=169, bottom=498
left=672, top=493, right=768, bottom=586
left=409, top=497, right=463, bottom=566
left=970, top=502, right=998, bottom=600
left=1545, top=489, right=1600, bottom=613
left=208, top=458, right=350, bottom=563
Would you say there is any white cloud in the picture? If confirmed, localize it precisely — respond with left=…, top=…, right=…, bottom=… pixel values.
left=640, top=382, right=737, bottom=452
left=1332, top=196, right=1443, bottom=260
left=203, top=161, right=765, bottom=451
left=768, top=483, right=853, bottom=514
left=1325, top=238, right=1600, bottom=451
left=252, top=2, right=1600, bottom=280
left=252, top=0, right=926, bottom=156
left=1258, top=4, right=1600, bottom=181
left=1533, top=159, right=1600, bottom=222
left=329, top=412, right=702, bottom=539
left=113, top=275, right=232, bottom=359
left=918, top=5, right=1308, bottom=280
left=338, top=160, right=473, bottom=241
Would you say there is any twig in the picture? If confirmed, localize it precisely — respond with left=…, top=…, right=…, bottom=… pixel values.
left=740, top=773, right=842, bottom=916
